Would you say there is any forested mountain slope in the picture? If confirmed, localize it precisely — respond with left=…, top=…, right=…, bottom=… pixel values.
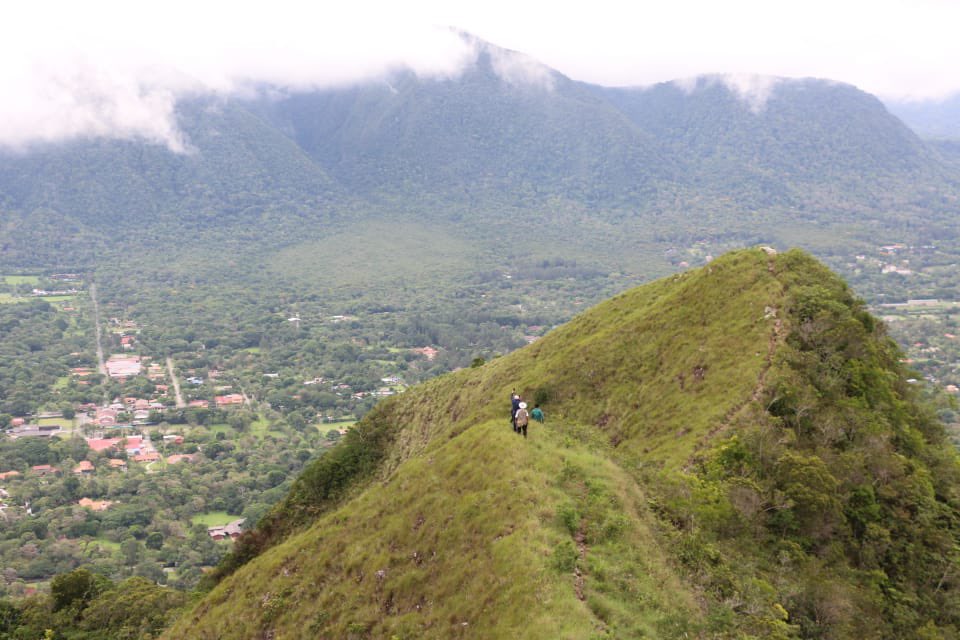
left=1, top=36, right=958, bottom=274
left=0, top=99, right=344, bottom=261
left=167, top=249, right=960, bottom=639
left=246, top=37, right=674, bottom=206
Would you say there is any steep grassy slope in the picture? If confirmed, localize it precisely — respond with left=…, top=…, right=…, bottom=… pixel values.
left=168, top=248, right=960, bottom=639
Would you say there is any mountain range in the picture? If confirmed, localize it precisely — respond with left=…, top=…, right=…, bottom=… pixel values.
left=1, top=35, right=958, bottom=282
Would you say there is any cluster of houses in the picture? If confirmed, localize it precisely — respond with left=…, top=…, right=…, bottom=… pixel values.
left=0, top=434, right=194, bottom=485
left=853, top=243, right=943, bottom=278
left=86, top=435, right=160, bottom=463
left=93, top=397, right=165, bottom=427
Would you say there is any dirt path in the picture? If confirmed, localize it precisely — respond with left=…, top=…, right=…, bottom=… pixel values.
left=573, top=525, right=588, bottom=601
left=166, top=356, right=186, bottom=408
left=688, top=253, right=785, bottom=462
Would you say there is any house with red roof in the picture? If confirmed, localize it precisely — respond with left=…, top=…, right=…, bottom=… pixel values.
left=73, top=460, right=95, bottom=475
left=96, top=408, right=118, bottom=427
left=134, top=452, right=160, bottom=463
left=123, top=437, right=144, bottom=454
left=78, top=498, right=112, bottom=511
left=31, top=465, right=59, bottom=476
left=86, top=437, right=121, bottom=452
left=214, top=394, right=244, bottom=407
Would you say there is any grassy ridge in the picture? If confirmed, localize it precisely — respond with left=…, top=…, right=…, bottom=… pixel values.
left=172, top=421, right=699, bottom=638
left=170, top=248, right=960, bottom=639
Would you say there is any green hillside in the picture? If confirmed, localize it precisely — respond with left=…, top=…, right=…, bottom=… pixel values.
left=167, top=248, right=960, bottom=639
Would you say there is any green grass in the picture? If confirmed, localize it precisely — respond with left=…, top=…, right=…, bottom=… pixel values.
left=3, top=275, right=40, bottom=285
left=207, top=424, right=236, bottom=437
left=191, top=511, right=237, bottom=527
left=89, top=538, right=121, bottom=553
left=53, top=376, right=70, bottom=390
left=0, top=293, right=23, bottom=304
left=268, top=219, right=475, bottom=288
left=315, top=420, right=356, bottom=433
left=36, top=417, right=69, bottom=428
left=249, top=417, right=285, bottom=438
left=168, top=420, right=697, bottom=639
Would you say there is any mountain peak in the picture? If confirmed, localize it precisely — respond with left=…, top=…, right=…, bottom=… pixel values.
left=450, top=29, right=561, bottom=90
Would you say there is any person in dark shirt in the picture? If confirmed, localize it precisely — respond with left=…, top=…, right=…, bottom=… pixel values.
left=510, top=391, right=521, bottom=432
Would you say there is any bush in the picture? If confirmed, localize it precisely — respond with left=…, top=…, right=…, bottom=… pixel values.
left=557, top=504, right=580, bottom=536
left=534, top=385, right=555, bottom=407
left=552, top=540, right=578, bottom=572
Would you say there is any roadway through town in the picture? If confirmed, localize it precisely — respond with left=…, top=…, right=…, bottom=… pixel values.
left=89, top=281, right=107, bottom=376
left=89, top=281, right=109, bottom=406
left=166, top=357, right=186, bottom=408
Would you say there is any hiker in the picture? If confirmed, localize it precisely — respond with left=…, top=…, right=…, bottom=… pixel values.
left=531, top=404, right=544, bottom=424
left=511, top=392, right=521, bottom=432
left=515, top=402, right=530, bottom=438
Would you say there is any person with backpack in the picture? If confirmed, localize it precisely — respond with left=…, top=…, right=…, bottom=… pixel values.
left=515, top=402, right=530, bottom=438
left=510, top=391, right=521, bottom=432
left=531, top=404, right=544, bottom=424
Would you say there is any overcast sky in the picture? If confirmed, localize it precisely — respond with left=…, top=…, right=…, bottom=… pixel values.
left=2, top=0, right=958, bottom=149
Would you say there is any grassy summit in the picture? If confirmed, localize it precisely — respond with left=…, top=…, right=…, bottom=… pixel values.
left=167, top=249, right=960, bottom=639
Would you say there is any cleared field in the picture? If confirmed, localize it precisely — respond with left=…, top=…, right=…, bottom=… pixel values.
left=36, top=417, right=69, bottom=428
left=3, top=275, right=40, bottom=285
left=89, top=538, right=120, bottom=552
left=37, top=295, right=76, bottom=302
left=191, top=511, right=237, bottom=527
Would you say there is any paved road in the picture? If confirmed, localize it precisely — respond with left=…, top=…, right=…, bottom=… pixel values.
left=89, top=281, right=109, bottom=406
left=166, top=357, right=186, bottom=408
left=89, top=281, right=107, bottom=377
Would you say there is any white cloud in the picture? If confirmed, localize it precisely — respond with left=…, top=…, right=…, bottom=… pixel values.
left=670, top=75, right=785, bottom=113
left=485, top=44, right=556, bottom=91
left=0, top=0, right=959, bottom=149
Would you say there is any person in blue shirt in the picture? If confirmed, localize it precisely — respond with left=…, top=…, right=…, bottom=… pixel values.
left=510, top=391, right=521, bottom=432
